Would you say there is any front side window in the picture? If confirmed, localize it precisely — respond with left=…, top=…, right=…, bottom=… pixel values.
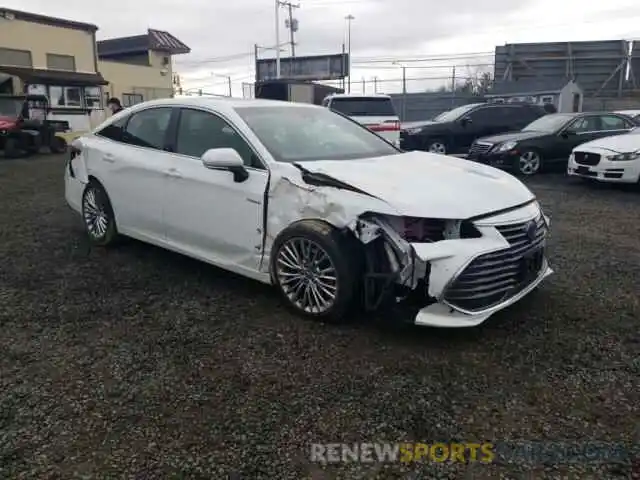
left=433, top=103, right=482, bottom=122
left=175, top=108, right=261, bottom=168
left=123, top=107, right=172, bottom=149
left=235, top=105, right=400, bottom=163
left=467, top=107, right=495, bottom=123
left=567, top=116, right=599, bottom=133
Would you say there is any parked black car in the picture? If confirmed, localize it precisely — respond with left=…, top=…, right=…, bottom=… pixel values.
left=466, top=112, right=640, bottom=176
left=399, top=102, right=548, bottom=155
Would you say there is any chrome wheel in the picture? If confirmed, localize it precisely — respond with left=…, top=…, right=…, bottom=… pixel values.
left=83, top=187, right=109, bottom=239
left=519, top=151, right=541, bottom=175
left=275, top=237, right=338, bottom=314
left=428, top=142, right=447, bottom=154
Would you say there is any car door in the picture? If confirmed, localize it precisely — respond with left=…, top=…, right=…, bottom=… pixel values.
left=459, top=106, right=499, bottom=150
left=163, top=107, right=269, bottom=273
left=547, top=115, right=601, bottom=167
left=93, top=106, right=174, bottom=241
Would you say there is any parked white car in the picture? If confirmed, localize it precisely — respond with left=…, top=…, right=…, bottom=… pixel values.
left=322, top=93, right=401, bottom=147
left=65, top=97, right=552, bottom=328
left=567, top=127, right=640, bottom=184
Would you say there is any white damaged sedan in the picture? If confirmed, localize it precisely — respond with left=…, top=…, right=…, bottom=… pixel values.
left=65, top=97, right=552, bottom=328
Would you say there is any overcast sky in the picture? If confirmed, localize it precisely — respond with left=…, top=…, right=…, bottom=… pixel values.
left=5, top=0, right=640, bottom=96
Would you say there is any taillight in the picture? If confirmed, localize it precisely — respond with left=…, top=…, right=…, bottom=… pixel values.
left=369, top=121, right=400, bottom=132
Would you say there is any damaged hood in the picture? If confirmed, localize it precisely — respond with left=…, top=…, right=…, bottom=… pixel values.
left=294, top=151, right=535, bottom=218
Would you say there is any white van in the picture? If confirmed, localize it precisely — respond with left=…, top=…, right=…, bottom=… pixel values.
left=322, top=94, right=401, bottom=147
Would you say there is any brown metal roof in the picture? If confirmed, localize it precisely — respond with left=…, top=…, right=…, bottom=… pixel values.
left=0, top=8, right=98, bottom=32
left=97, top=29, right=191, bottom=57
left=0, top=66, right=108, bottom=86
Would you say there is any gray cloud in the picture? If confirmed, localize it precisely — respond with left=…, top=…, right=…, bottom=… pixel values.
left=2, top=0, right=533, bottom=75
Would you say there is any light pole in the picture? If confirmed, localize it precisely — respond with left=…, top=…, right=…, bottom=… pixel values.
left=345, top=14, right=354, bottom=93
left=393, top=61, right=407, bottom=121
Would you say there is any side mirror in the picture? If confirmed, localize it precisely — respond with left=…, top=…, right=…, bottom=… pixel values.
left=201, top=148, right=249, bottom=183
left=561, top=129, right=576, bottom=138
left=460, top=116, right=472, bottom=126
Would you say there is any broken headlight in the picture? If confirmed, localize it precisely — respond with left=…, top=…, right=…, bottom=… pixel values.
left=381, top=215, right=481, bottom=243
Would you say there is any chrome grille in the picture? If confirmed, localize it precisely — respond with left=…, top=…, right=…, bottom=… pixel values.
left=468, top=142, right=493, bottom=156
left=573, top=151, right=601, bottom=166
left=443, top=215, right=547, bottom=313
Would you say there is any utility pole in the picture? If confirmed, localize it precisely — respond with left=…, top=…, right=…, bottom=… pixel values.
left=345, top=14, right=354, bottom=93
left=393, top=61, right=407, bottom=121
left=275, top=0, right=281, bottom=78
left=451, top=66, right=456, bottom=107
left=254, top=44, right=259, bottom=82
left=361, top=77, right=365, bottom=93
left=281, top=1, right=299, bottom=57
left=228, top=77, right=233, bottom=97
left=373, top=76, right=378, bottom=93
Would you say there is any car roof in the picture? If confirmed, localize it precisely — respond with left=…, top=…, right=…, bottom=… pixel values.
left=131, top=96, right=321, bottom=112
left=615, top=109, right=640, bottom=115
left=326, top=93, right=392, bottom=99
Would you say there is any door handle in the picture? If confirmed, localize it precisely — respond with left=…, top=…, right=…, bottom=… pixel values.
left=166, top=168, right=183, bottom=178
left=102, top=154, right=115, bottom=163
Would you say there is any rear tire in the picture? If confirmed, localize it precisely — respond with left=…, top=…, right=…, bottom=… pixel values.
left=3, top=137, right=20, bottom=159
left=81, top=181, right=118, bottom=246
left=270, top=220, right=362, bottom=323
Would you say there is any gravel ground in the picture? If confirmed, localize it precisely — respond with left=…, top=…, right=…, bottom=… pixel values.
left=0, top=154, right=639, bottom=479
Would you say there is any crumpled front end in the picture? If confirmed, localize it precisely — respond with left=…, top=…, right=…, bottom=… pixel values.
left=350, top=201, right=552, bottom=327
left=264, top=163, right=552, bottom=328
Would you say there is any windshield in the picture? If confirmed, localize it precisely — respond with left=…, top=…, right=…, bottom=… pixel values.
left=235, top=105, right=401, bottom=163
left=432, top=103, right=481, bottom=122
left=523, top=113, right=575, bottom=132
left=329, top=97, right=396, bottom=117
left=0, top=98, right=22, bottom=117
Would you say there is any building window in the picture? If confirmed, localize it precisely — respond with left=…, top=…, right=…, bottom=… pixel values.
left=541, top=96, right=554, bottom=104
left=46, top=53, right=76, bottom=71
left=49, top=86, right=83, bottom=108
left=162, top=56, right=170, bottom=66
left=85, top=86, right=102, bottom=109
left=122, top=93, right=144, bottom=107
left=0, top=47, right=32, bottom=67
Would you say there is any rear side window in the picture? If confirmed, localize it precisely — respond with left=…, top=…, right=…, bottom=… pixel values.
left=96, top=116, right=128, bottom=142
left=600, top=115, right=631, bottom=130
left=329, top=97, right=397, bottom=117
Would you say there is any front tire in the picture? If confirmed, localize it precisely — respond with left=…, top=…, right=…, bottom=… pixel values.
left=81, top=181, right=118, bottom=246
left=50, top=136, right=67, bottom=154
left=426, top=139, right=447, bottom=155
left=270, top=220, right=361, bottom=323
left=518, top=150, right=543, bottom=176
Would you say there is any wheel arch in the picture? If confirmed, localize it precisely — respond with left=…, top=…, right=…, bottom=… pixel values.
left=267, top=217, right=362, bottom=281
left=85, top=175, right=118, bottom=222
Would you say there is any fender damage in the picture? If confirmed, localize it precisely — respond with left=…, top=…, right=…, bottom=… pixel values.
left=263, top=163, right=552, bottom=327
